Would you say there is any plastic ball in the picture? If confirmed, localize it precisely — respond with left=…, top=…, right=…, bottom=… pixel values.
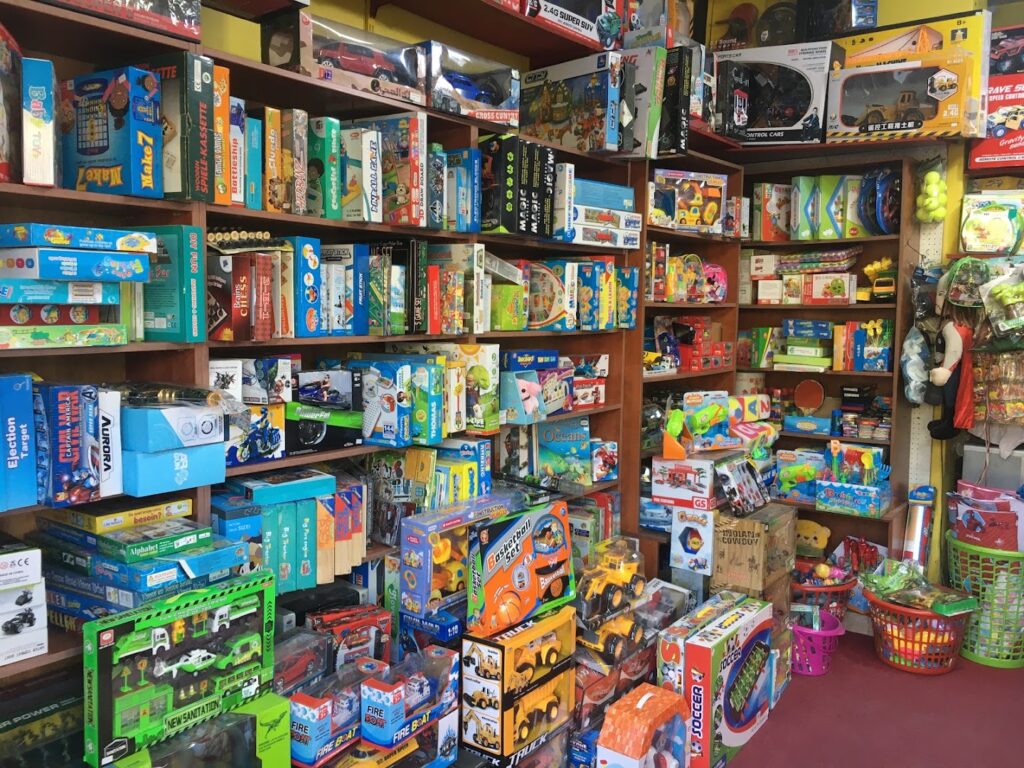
left=814, top=563, right=832, bottom=579
left=924, top=170, right=941, bottom=184
left=916, top=194, right=928, bottom=207
left=932, top=207, right=947, bottom=220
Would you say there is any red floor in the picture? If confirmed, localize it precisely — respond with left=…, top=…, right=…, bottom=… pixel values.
left=731, top=632, right=1024, bottom=768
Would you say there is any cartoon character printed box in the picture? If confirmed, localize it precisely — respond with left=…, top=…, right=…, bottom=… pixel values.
left=648, top=169, right=727, bottom=234
left=60, top=66, right=163, bottom=197
left=467, top=501, right=575, bottom=638
left=685, top=599, right=773, bottom=768
left=81, top=571, right=275, bottom=768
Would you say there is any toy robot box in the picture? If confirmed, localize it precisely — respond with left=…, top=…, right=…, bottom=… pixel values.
left=467, top=501, right=575, bottom=638
left=685, top=599, right=773, bottom=768
left=520, top=52, right=623, bottom=154
left=60, top=66, right=163, bottom=198
left=82, top=571, right=275, bottom=768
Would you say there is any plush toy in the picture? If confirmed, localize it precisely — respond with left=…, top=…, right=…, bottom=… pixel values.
left=519, top=379, right=543, bottom=416
left=796, top=519, right=830, bottom=558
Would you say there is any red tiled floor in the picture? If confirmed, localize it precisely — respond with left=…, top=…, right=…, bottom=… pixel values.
left=731, top=632, right=1024, bottom=768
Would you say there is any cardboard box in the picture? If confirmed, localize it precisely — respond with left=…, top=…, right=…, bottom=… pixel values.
left=711, top=505, right=796, bottom=594
left=281, top=108, right=308, bottom=215
left=0, top=534, right=41, bottom=590
left=307, top=116, right=342, bottom=219
left=244, top=116, right=262, bottom=209
left=212, top=65, right=231, bottom=206
left=42, top=0, right=200, bottom=40
left=229, top=97, right=246, bottom=205
left=970, top=72, right=1024, bottom=171
left=21, top=57, right=58, bottom=187
left=752, top=183, right=791, bottom=241
left=121, top=404, right=225, bottom=452
left=521, top=0, right=625, bottom=50
left=651, top=456, right=723, bottom=510
left=648, top=169, right=727, bottom=234
left=802, top=273, right=857, bottom=305
left=143, top=225, right=206, bottom=342
left=122, top=442, right=226, bottom=496
left=790, top=176, right=817, bottom=240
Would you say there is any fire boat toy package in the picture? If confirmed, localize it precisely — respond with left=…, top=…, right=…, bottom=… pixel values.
left=519, top=53, right=623, bottom=153
left=60, top=66, right=163, bottom=198
left=467, top=501, right=575, bottom=637
left=81, top=571, right=275, bottom=768
left=422, top=41, right=520, bottom=127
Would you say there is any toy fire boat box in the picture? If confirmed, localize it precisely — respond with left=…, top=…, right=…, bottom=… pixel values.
left=60, top=66, right=163, bottom=198
left=595, top=682, right=689, bottom=768
left=82, top=571, right=274, bottom=768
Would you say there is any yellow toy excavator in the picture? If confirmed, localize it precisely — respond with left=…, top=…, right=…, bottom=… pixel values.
left=464, top=644, right=501, bottom=680
left=463, top=710, right=501, bottom=751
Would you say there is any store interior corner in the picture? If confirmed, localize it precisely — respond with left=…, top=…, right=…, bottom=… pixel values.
left=0, top=0, right=1023, bottom=767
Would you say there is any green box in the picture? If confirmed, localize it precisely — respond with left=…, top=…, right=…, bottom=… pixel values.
left=295, top=499, right=317, bottom=591
left=276, top=502, right=296, bottom=594
left=235, top=692, right=290, bottom=765
left=143, top=225, right=206, bottom=343
left=490, top=283, right=527, bottom=331
left=368, top=248, right=389, bottom=336
left=83, top=571, right=275, bottom=768
left=816, top=175, right=846, bottom=240
left=308, top=117, right=342, bottom=220
left=790, top=175, right=818, bottom=241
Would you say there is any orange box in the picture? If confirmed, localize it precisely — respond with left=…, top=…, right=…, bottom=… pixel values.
left=263, top=106, right=283, bottom=212
left=212, top=66, right=231, bottom=206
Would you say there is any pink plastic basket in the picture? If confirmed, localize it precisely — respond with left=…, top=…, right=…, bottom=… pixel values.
left=791, top=611, right=845, bottom=676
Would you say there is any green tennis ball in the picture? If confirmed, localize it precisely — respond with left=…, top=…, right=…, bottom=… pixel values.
left=924, top=198, right=939, bottom=210
left=924, top=183, right=939, bottom=196
left=916, top=194, right=928, bottom=207
left=937, top=193, right=948, bottom=206
left=916, top=210, right=931, bottom=223
left=932, top=206, right=947, bottom=219
left=924, top=170, right=941, bottom=184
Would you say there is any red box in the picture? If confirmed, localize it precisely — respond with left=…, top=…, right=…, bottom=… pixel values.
left=42, top=0, right=200, bottom=40
left=252, top=253, right=273, bottom=341
left=969, top=73, right=1024, bottom=170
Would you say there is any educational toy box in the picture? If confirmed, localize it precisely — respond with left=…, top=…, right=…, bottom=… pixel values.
left=143, top=225, right=206, bottom=343
left=467, top=501, right=575, bottom=637
left=60, top=66, right=162, bottom=198
left=33, top=383, right=101, bottom=508
left=21, top=57, right=58, bottom=187
left=519, top=52, right=622, bottom=153
left=523, top=0, right=624, bottom=50
left=399, top=494, right=511, bottom=618
left=670, top=506, right=715, bottom=576
left=685, top=599, right=773, bottom=768
left=651, top=456, right=722, bottom=510
left=772, top=448, right=826, bottom=505
left=648, top=169, right=727, bottom=234
left=82, top=571, right=274, bottom=768
left=816, top=479, right=892, bottom=518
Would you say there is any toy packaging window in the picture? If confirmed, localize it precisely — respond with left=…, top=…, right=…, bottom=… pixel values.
left=422, top=41, right=520, bottom=127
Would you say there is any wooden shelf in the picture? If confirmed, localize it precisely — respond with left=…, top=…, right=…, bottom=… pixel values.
left=2, top=629, right=82, bottom=682
left=225, top=445, right=387, bottom=477
left=477, top=329, right=619, bottom=339
left=646, top=301, right=737, bottom=310
left=0, top=182, right=193, bottom=215
left=636, top=527, right=670, bottom=544
left=740, top=303, right=896, bottom=311
left=208, top=334, right=465, bottom=349
left=737, top=368, right=893, bottom=378
left=777, top=431, right=891, bottom=447
left=0, top=342, right=193, bottom=358
left=545, top=404, right=620, bottom=422
left=653, top=148, right=743, bottom=174
left=478, top=231, right=631, bottom=255
left=643, top=366, right=735, bottom=384
left=772, top=499, right=907, bottom=524
left=362, top=542, right=394, bottom=564
left=579, top=479, right=620, bottom=496
left=742, top=235, right=899, bottom=248
left=647, top=225, right=737, bottom=244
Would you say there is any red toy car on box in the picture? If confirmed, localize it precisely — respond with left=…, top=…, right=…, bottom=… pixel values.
left=273, top=628, right=332, bottom=696
left=316, top=41, right=402, bottom=81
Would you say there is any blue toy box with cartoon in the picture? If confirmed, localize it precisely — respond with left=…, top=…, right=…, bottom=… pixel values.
left=60, top=66, right=163, bottom=197
left=344, top=359, right=412, bottom=448
left=772, top=448, right=826, bottom=505
left=499, top=370, right=546, bottom=426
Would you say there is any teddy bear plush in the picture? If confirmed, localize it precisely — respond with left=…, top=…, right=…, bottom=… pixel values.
left=795, top=519, right=830, bottom=559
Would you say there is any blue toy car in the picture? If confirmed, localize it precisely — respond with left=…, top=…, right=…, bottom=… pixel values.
left=436, top=70, right=500, bottom=113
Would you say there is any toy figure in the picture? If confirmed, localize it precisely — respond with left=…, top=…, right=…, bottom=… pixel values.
left=519, top=379, right=543, bottom=417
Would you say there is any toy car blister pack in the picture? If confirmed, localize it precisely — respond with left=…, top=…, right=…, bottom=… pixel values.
left=467, top=501, right=575, bottom=637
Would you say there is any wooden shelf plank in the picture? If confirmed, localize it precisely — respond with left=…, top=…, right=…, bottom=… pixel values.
left=545, top=404, right=620, bottom=422
left=643, top=366, right=735, bottom=384
left=742, top=234, right=899, bottom=248
left=0, top=342, right=192, bottom=358
left=736, top=368, right=893, bottom=379
left=1, top=629, right=82, bottom=682
left=647, top=225, right=737, bottom=244
left=645, top=301, right=738, bottom=310
left=636, top=527, right=670, bottom=544
left=739, top=303, right=896, bottom=311
left=0, top=182, right=193, bottom=215
left=225, top=445, right=388, bottom=477
left=772, top=499, right=907, bottom=524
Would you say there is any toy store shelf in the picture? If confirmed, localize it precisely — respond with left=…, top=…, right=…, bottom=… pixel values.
left=739, top=303, right=897, bottom=311
left=475, top=329, right=620, bottom=339
left=646, top=301, right=738, bottom=310
left=773, top=498, right=907, bottom=524
left=368, top=0, right=603, bottom=67
left=736, top=368, right=893, bottom=379
left=545, top=403, right=620, bottom=422
left=3, top=629, right=82, bottom=682
left=0, top=341, right=193, bottom=358
left=0, top=183, right=194, bottom=215
left=777, top=431, right=891, bottom=447
left=225, top=445, right=388, bottom=477
left=576, top=479, right=619, bottom=496
left=643, top=366, right=735, bottom=385
left=477, top=232, right=629, bottom=255
left=653, top=149, right=744, bottom=174
left=646, top=225, right=738, bottom=245
left=0, top=0, right=193, bottom=62
left=686, top=120, right=743, bottom=157
left=517, top=133, right=629, bottom=172
left=733, top=138, right=939, bottom=166
left=362, top=542, right=394, bottom=564
left=207, top=333, right=467, bottom=349
left=742, top=235, right=900, bottom=248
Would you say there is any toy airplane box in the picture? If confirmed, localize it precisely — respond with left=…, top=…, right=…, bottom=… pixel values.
left=60, top=66, right=162, bottom=198
left=82, top=572, right=274, bottom=768
left=520, top=52, right=622, bottom=153
left=685, top=599, right=773, bottom=768
left=0, top=223, right=156, bottom=252
left=0, top=247, right=150, bottom=282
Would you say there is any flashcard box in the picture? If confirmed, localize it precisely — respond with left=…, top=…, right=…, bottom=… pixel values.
left=686, top=600, right=773, bottom=768
left=341, top=127, right=383, bottom=223
left=529, top=260, right=579, bottom=331
left=281, top=108, right=308, bottom=215
left=34, top=383, right=101, bottom=508
left=0, top=374, right=37, bottom=511
left=60, top=66, right=162, bottom=198
left=21, top=58, right=58, bottom=187
left=245, top=116, right=263, bottom=209
left=520, top=52, right=622, bottom=152
left=136, top=53, right=214, bottom=201
left=307, top=117, right=342, bottom=219
left=143, top=225, right=206, bottom=342
left=229, top=97, right=246, bottom=205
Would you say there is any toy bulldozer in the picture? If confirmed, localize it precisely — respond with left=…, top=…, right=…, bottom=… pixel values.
left=858, top=90, right=936, bottom=127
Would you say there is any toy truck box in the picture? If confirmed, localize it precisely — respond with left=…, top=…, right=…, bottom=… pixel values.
left=519, top=53, right=622, bottom=153
left=686, top=600, right=773, bottom=768
left=467, top=501, right=575, bottom=637
left=82, top=571, right=274, bottom=768
left=399, top=494, right=512, bottom=618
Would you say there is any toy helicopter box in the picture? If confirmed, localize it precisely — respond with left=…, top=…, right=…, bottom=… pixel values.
left=399, top=494, right=513, bottom=619
left=82, top=571, right=274, bottom=768
left=685, top=599, right=773, bottom=768
left=467, top=501, right=575, bottom=638
left=826, top=50, right=980, bottom=142
left=60, top=66, right=163, bottom=198
left=519, top=52, right=622, bottom=154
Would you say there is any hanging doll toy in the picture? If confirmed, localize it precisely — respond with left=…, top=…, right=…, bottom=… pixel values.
left=926, top=257, right=991, bottom=440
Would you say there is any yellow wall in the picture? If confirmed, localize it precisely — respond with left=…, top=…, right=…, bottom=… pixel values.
left=201, top=0, right=526, bottom=70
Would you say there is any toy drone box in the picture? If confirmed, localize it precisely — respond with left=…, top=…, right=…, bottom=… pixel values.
left=519, top=52, right=622, bottom=153
left=685, top=600, right=773, bottom=768
left=467, top=501, right=575, bottom=638
left=422, top=41, right=520, bottom=127
left=714, top=42, right=842, bottom=144
left=42, top=0, right=200, bottom=40
left=82, top=571, right=274, bottom=768
left=523, top=0, right=625, bottom=50
left=826, top=50, right=981, bottom=142
left=60, top=66, right=162, bottom=198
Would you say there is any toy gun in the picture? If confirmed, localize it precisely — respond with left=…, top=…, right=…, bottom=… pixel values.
left=778, top=464, right=816, bottom=492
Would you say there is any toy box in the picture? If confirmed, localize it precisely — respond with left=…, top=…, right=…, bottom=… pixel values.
left=0, top=669, right=82, bottom=766
left=970, top=72, right=1024, bottom=171
left=422, top=41, right=520, bottom=127
left=60, top=66, right=162, bottom=197
left=399, top=494, right=511, bottom=618
left=715, top=42, right=841, bottom=144
left=308, top=116, right=342, bottom=219
left=0, top=23, right=20, bottom=184
left=284, top=401, right=363, bottom=456
left=35, top=516, right=210, bottom=564
left=244, top=116, right=262, bottom=209
left=81, top=571, right=274, bottom=767
left=346, top=112, right=427, bottom=227
left=826, top=50, right=982, bottom=142
left=21, top=57, right=58, bottom=187
left=143, top=225, right=206, bottom=343
left=120, top=404, right=223, bottom=452
left=467, top=501, right=575, bottom=637
left=590, top=440, right=618, bottom=482
left=802, top=273, right=857, bottom=305
left=501, top=349, right=560, bottom=371
left=596, top=683, right=688, bottom=768
left=342, top=360, right=412, bottom=448
left=670, top=506, right=715, bottom=576
left=790, top=175, right=817, bottom=240
left=772, top=448, right=826, bottom=505
left=273, top=628, right=332, bottom=697
left=686, top=600, right=773, bottom=768
left=648, top=169, right=726, bottom=234
left=816, top=479, right=892, bottom=518
left=0, top=373, right=36, bottom=512
left=38, top=496, right=191, bottom=534
left=715, top=59, right=750, bottom=142
left=710, top=504, right=796, bottom=594
left=499, top=370, right=545, bottom=426
left=0, top=533, right=41, bottom=591
left=289, top=657, right=390, bottom=767
left=0, top=246, right=149, bottom=282
left=528, top=260, right=578, bottom=331
left=620, top=45, right=667, bottom=159
left=123, top=442, right=226, bottom=497
left=656, top=591, right=747, bottom=694
left=522, top=0, right=624, bottom=50
left=752, top=183, right=791, bottom=241
left=308, top=15, right=427, bottom=106
left=520, top=53, right=622, bottom=153
left=651, top=456, right=721, bottom=510
left=42, top=0, right=200, bottom=40
left=33, top=383, right=101, bottom=508
left=306, top=604, right=393, bottom=668
left=538, top=368, right=573, bottom=416
left=0, top=222, right=155, bottom=252
left=225, top=404, right=285, bottom=468
left=532, top=416, right=593, bottom=488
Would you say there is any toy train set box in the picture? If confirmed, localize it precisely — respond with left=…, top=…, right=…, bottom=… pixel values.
left=82, top=571, right=275, bottom=768
left=685, top=599, right=773, bottom=768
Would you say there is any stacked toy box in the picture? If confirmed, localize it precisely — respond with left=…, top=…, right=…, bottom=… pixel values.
left=0, top=534, right=45, bottom=668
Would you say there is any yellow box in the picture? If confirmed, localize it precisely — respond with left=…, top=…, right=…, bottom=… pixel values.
left=263, top=106, right=282, bottom=212
left=461, top=605, right=576, bottom=757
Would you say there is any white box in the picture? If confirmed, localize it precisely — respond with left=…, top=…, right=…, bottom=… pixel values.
left=741, top=197, right=751, bottom=239
left=0, top=580, right=44, bottom=614
left=98, top=389, right=123, bottom=498
left=342, top=127, right=383, bottom=223
left=21, top=58, right=58, bottom=187
left=0, top=624, right=48, bottom=668
left=757, top=279, right=784, bottom=304
left=553, top=162, right=576, bottom=237
left=209, top=359, right=244, bottom=402
left=750, top=253, right=778, bottom=279
left=963, top=444, right=1024, bottom=491
left=738, top=253, right=753, bottom=305
left=0, top=535, right=41, bottom=590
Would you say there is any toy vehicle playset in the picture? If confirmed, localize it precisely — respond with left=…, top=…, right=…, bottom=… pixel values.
left=573, top=538, right=648, bottom=663
left=82, top=571, right=274, bottom=768
left=274, top=628, right=333, bottom=696
left=421, top=41, right=520, bottom=126
left=648, top=169, right=727, bottom=235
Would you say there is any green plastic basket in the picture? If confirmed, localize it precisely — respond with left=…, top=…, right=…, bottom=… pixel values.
left=946, top=531, right=1024, bottom=668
